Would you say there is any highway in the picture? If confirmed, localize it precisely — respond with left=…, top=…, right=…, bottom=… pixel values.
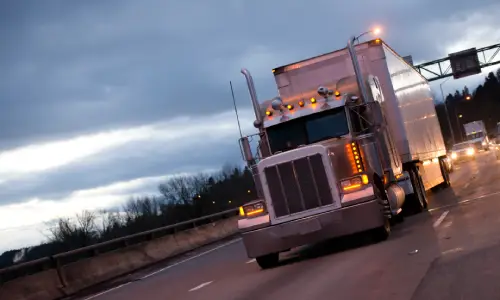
left=72, top=151, right=500, bottom=300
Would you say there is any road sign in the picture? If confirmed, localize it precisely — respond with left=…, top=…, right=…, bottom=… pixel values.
left=449, top=48, right=481, bottom=79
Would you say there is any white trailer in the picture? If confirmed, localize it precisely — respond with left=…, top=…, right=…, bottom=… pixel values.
left=271, top=39, right=447, bottom=192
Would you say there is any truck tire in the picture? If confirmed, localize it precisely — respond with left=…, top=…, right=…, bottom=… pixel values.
left=438, top=158, right=451, bottom=188
left=256, top=253, right=279, bottom=269
left=371, top=218, right=391, bottom=242
left=406, top=167, right=428, bottom=214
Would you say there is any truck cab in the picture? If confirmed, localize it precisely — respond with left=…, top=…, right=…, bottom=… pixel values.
left=464, top=121, right=489, bottom=151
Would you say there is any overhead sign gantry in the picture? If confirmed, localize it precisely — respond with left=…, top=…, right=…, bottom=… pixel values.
left=412, top=43, right=500, bottom=81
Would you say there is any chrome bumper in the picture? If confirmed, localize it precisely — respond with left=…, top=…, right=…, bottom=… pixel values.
left=241, top=199, right=384, bottom=258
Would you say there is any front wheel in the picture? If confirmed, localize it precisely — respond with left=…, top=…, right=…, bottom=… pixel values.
left=372, top=218, right=391, bottom=242
left=438, top=158, right=451, bottom=188
left=256, top=253, right=279, bottom=269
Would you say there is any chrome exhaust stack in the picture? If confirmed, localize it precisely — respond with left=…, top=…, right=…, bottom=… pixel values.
left=241, top=68, right=263, bottom=129
left=347, top=37, right=370, bottom=105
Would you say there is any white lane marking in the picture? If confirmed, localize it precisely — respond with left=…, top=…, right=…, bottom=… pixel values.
left=140, top=238, right=242, bottom=280
left=429, top=190, right=500, bottom=212
left=82, top=238, right=241, bottom=299
left=189, top=281, right=213, bottom=292
left=463, top=182, right=470, bottom=189
left=83, top=282, right=131, bottom=300
left=246, top=258, right=256, bottom=264
left=442, top=247, right=463, bottom=255
left=433, top=210, right=449, bottom=228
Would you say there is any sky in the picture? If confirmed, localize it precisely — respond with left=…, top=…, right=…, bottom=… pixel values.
left=0, top=0, right=499, bottom=252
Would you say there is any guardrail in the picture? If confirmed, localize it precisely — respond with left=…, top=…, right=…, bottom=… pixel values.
left=0, top=208, right=239, bottom=284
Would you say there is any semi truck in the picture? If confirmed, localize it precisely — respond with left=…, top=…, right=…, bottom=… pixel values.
left=463, top=120, right=489, bottom=151
left=237, top=38, right=450, bottom=269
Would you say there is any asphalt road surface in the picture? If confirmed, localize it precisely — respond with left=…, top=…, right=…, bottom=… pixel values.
left=74, top=151, right=500, bottom=300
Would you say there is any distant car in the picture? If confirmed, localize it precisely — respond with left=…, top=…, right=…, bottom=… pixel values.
left=450, top=142, right=477, bottom=163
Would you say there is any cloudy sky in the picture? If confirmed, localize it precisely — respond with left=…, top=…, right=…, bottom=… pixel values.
left=1, top=0, right=499, bottom=252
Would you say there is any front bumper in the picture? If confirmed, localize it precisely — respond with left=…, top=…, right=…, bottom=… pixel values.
left=241, top=199, right=384, bottom=258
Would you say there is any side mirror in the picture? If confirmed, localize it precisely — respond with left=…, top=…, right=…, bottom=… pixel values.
left=239, top=137, right=254, bottom=162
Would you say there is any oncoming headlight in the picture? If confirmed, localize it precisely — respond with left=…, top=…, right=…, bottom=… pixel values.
left=240, top=200, right=267, bottom=218
left=451, top=152, right=458, bottom=159
left=466, top=148, right=475, bottom=156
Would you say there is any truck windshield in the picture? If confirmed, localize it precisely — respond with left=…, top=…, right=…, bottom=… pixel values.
left=266, top=107, right=349, bottom=153
left=467, top=132, right=484, bottom=139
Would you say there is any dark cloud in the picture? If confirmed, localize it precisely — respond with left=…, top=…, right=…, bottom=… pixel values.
left=0, top=0, right=499, bottom=211
left=2, top=0, right=498, bottom=147
left=0, top=131, right=245, bottom=205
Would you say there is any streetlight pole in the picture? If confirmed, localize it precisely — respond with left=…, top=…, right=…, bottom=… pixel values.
left=354, top=28, right=381, bottom=44
left=456, top=113, right=463, bottom=141
left=440, top=77, right=456, bottom=145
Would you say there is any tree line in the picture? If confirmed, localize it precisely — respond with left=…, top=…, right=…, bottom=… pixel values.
left=435, top=68, right=500, bottom=147
left=0, top=164, right=256, bottom=269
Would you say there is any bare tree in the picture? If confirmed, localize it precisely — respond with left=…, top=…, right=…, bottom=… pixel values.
left=97, top=209, right=124, bottom=239
left=123, top=196, right=161, bottom=219
left=48, top=217, right=77, bottom=243
left=77, top=210, right=97, bottom=236
left=158, top=175, right=196, bottom=205
left=47, top=211, right=98, bottom=247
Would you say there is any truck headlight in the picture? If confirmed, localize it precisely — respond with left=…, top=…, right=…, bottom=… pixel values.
left=482, top=141, right=487, bottom=146
left=340, top=174, right=369, bottom=193
left=466, top=148, right=475, bottom=156
left=240, top=200, right=267, bottom=218
left=451, top=152, right=458, bottom=159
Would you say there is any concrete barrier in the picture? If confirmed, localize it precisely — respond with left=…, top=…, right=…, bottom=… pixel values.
left=0, top=269, right=64, bottom=300
left=62, top=216, right=239, bottom=295
left=0, top=216, right=239, bottom=300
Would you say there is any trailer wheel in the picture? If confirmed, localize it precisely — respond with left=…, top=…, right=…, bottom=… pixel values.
left=438, top=158, right=451, bottom=188
left=405, top=167, right=427, bottom=214
left=256, top=253, right=279, bottom=269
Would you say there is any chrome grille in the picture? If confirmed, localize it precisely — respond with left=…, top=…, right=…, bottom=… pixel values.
left=264, top=153, right=334, bottom=218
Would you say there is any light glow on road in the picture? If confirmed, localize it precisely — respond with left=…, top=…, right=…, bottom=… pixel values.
left=189, top=281, right=213, bottom=292
left=246, top=258, right=256, bottom=264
